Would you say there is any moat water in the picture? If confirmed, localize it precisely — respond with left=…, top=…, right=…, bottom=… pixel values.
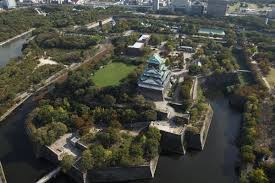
left=0, top=34, right=30, bottom=68
left=0, top=37, right=241, bottom=183
left=0, top=96, right=241, bottom=183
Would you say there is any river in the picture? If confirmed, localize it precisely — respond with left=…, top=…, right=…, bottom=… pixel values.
left=0, top=34, right=30, bottom=68
left=0, top=37, right=241, bottom=183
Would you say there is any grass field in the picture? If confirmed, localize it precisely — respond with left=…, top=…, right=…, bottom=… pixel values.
left=266, top=67, right=275, bottom=87
left=92, top=62, right=136, bottom=87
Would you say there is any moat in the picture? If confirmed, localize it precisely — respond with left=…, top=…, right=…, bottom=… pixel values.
left=0, top=34, right=30, bottom=68
left=0, top=37, right=241, bottom=183
left=0, top=96, right=240, bottom=183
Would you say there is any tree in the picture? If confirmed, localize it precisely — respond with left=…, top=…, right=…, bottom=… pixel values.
left=61, top=154, right=75, bottom=172
left=80, top=150, right=94, bottom=171
left=143, top=127, right=161, bottom=159
left=143, top=110, right=157, bottom=121
left=103, top=95, right=116, bottom=106
left=90, top=144, right=108, bottom=168
left=254, top=146, right=272, bottom=159
left=240, top=145, right=256, bottom=164
left=249, top=168, right=269, bottom=183
left=149, top=34, right=162, bottom=46
left=189, top=65, right=202, bottom=76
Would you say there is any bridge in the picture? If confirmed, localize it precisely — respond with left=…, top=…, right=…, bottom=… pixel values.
left=36, top=167, right=61, bottom=183
left=234, top=69, right=251, bottom=73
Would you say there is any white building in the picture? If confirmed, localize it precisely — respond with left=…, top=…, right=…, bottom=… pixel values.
left=3, top=0, right=16, bottom=9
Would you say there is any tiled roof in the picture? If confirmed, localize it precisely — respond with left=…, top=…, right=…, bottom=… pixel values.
left=148, top=54, right=165, bottom=65
left=138, top=54, right=171, bottom=91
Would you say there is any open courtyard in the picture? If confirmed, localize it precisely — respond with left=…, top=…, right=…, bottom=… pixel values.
left=92, top=62, right=136, bottom=87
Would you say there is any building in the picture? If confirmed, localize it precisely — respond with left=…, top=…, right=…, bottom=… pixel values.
left=153, top=0, right=159, bottom=11
left=191, top=1, right=205, bottom=15
left=170, top=0, right=191, bottom=12
left=177, top=45, right=195, bottom=53
left=138, top=54, right=171, bottom=100
left=3, top=0, right=16, bottom=9
left=269, top=8, right=275, bottom=19
left=127, top=34, right=151, bottom=56
left=137, top=34, right=151, bottom=44
left=207, top=0, right=228, bottom=17
left=127, top=42, right=145, bottom=56
left=198, top=28, right=225, bottom=37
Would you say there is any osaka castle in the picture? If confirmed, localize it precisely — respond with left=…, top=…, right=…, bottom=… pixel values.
left=138, top=54, right=171, bottom=101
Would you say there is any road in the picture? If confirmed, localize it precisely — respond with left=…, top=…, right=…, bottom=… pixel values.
left=250, top=47, right=272, bottom=92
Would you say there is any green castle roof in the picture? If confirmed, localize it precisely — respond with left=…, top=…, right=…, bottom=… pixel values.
left=148, top=54, right=165, bottom=65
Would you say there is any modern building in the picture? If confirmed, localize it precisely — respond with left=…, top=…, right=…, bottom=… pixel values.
left=191, top=1, right=205, bottom=15
left=3, top=0, right=16, bottom=9
left=269, top=8, right=275, bottom=19
left=127, top=34, right=151, bottom=56
left=153, top=0, right=159, bottom=11
left=138, top=54, right=171, bottom=100
left=170, top=0, right=191, bottom=12
left=207, top=0, right=228, bottom=17
left=127, top=42, right=145, bottom=56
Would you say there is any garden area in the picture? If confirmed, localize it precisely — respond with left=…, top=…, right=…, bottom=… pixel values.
left=92, top=62, right=136, bottom=87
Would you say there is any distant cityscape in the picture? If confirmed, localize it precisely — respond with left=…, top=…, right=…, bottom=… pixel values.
left=1, top=0, right=275, bottom=18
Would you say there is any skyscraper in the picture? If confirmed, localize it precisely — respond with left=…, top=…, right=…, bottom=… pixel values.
left=207, top=0, right=228, bottom=16
left=153, top=0, right=159, bottom=11
left=269, top=8, right=275, bottom=19
left=171, top=0, right=191, bottom=12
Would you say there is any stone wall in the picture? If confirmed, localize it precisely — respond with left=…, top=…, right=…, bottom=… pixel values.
left=185, top=104, right=214, bottom=150
left=85, top=156, right=159, bottom=183
left=139, top=87, right=164, bottom=101
left=160, top=131, right=186, bottom=154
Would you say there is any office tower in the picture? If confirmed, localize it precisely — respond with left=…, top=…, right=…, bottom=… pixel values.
left=207, top=0, right=228, bottom=16
left=153, top=0, right=159, bottom=11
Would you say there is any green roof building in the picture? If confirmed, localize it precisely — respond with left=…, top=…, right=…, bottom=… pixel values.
left=138, top=54, right=171, bottom=100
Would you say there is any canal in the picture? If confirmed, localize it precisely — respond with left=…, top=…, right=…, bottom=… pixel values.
left=0, top=34, right=30, bottom=68
left=0, top=37, right=241, bottom=183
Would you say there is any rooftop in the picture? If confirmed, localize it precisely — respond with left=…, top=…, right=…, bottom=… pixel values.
left=198, top=28, right=225, bottom=36
left=138, top=34, right=151, bottom=42
left=148, top=54, right=165, bottom=65
left=48, top=133, right=81, bottom=160
left=128, top=42, right=144, bottom=49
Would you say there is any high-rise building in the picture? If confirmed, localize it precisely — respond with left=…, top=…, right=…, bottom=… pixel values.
left=191, top=1, right=205, bottom=15
left=171, top=0, right=191, bottom=12
left=153, top=0, right=159, bottom=11
left=3, top=0, right=16, bottom=9
left=207, top=0, right=228, bottom=16
left=269, top=8, right=275, bottom=19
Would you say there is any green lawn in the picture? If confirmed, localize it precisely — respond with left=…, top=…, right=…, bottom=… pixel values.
left=92, top=62, right=136, bottom=87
